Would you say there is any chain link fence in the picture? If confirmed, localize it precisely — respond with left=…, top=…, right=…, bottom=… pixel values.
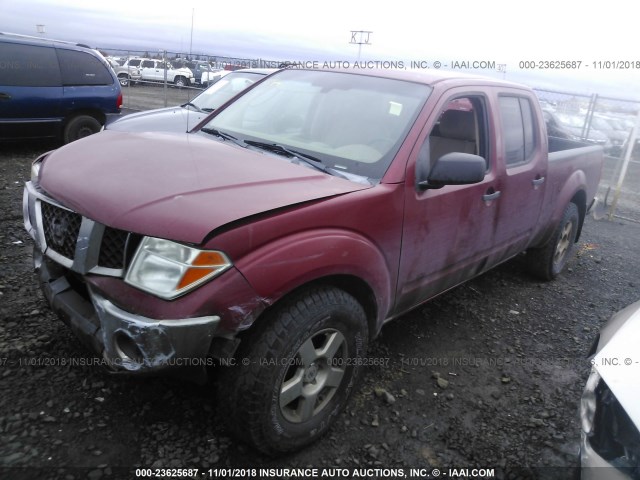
left=534, top=88, right=640, bottom=220
left=100, top=48, right=278, bottom=110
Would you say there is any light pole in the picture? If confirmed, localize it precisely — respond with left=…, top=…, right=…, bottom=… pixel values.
left=350, top=30, right=372, bottom=61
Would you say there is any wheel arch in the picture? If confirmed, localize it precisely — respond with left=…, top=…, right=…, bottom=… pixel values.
left=63, top=109, right=105, bottom=127
left=571, top=189, right=587, bottom=242
left=533, top=169, right=588, bottom=249
left=234, top=229, right=393, bottom=337
left=256, top=274, right=379, bottom=339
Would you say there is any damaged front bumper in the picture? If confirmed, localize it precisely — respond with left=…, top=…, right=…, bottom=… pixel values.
left=35, top=248, right=220, bottom=375
left=23, top=179, right=267, bottom=380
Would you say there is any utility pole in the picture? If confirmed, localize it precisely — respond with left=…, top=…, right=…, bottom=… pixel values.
left=189, top=8, right=194, bottom=57
left=350, top=30, right=373, bottom=61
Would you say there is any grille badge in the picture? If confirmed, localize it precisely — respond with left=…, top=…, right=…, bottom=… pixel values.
left=50, top=214, right=70, bottom=250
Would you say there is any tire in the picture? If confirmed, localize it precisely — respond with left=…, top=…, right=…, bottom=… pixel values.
left=218, top=285, right=368, bottom=455
left=174, top=76, right=187, bottom=88
left=63, top=115, right=102, bottom=144
left=526, top=202, right=580, bottom=280
left=118, top=74, right=129, bottom=87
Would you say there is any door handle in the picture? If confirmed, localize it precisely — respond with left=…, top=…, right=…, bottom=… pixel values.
left=483, top=189, right=501, bottom=202
left=532, top=176, right=545, bottom=187
left=0, top=92, right=11, bottom=100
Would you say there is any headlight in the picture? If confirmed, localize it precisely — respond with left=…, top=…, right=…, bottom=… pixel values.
left=30, top=156, right=45, bottom=184
left=125, top=237, right=232, bottom=299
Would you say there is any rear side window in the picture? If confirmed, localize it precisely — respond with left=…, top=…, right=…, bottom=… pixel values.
left=141, top=60, right=154, bottom=68
left=0, top=42, right=61, bottom=87
left=57, top=49, right=113, bottom=86
left=499, top=96, right=537, bottom=166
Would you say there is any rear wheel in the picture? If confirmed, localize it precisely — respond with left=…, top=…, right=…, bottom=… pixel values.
left=218, top=285, right=368, bottom=455
left=63, top=115, right=101, bottom=144
left=527, top=202, right=580, bottom=280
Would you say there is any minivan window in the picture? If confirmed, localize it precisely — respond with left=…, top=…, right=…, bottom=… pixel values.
left=0, top=43, right=61, bottom=87
left=57, top=49, right=113, bottom=86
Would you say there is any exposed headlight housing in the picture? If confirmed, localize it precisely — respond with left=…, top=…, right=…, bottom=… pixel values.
left=580, top=366, right=601, bottom=435
left=30, top=155, right=46, bottom=184
left=125, top=237, right=232, bottom=300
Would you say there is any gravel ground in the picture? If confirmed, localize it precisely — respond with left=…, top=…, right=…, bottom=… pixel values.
left=1, top=139, right=639, bottom=480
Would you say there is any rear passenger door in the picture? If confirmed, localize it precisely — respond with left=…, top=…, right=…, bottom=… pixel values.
left=492, top=93, right=546, bottom=257
left=0, top=42, right=63, bottom=138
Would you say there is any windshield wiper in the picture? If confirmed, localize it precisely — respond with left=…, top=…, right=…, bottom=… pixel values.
left=200, top=128, right=246, bottom=147
left=244, top=140, right=341, bottom=177
left=181, top=102, right=203, bottom=112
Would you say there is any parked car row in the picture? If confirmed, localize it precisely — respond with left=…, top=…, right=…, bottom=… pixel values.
left=120, top=57, right=196, bottom=87
left=542, top=107, right=637, bottom=157
left=104, top=56, right=236, bottom=88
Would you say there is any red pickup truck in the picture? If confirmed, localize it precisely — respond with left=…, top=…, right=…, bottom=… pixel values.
left=23, top=68, right=602, bottom=454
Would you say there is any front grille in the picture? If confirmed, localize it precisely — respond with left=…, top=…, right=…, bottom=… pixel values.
left=99, top=227, right=129, bottom=269
left=36, top=196, right=134, bottom=275
left=41, top=202, right=82, bottom=260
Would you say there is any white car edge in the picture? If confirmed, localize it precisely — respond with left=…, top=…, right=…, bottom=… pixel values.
left=581, top=300, right=640, bottom=479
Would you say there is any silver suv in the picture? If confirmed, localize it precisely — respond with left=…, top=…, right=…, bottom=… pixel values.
left=108, top=58, right=142, bottom=87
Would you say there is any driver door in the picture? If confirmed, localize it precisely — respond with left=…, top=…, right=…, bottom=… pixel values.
left=395, top=91, right=503, bottom=314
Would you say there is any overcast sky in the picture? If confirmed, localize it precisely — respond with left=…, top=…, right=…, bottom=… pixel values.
left=2, top=0, right=640, bottom=100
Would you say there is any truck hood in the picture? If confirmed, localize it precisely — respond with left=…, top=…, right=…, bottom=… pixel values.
left=39, top=130, right=370, bottom=244
left=106, top=106, right=205, bottom=133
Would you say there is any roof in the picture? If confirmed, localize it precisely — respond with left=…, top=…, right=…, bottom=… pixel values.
left=282, top=67, right=528, bottom=90
left=0, top=31, right=91, bottom=49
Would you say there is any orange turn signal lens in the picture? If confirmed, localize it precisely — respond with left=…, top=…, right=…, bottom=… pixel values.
left=177, top=267, right=215, bottom=290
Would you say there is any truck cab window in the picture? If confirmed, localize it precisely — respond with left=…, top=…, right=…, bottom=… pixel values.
left=429, top=97, right=488, bottom=168
left=499, top=96, right=537, bottom=166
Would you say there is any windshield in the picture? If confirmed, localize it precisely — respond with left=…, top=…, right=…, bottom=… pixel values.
left=200, top=69, right=432, bottom=181
left=192, top=71, right=266, bottom=111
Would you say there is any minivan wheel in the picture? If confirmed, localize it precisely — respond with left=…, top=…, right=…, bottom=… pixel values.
left=218, top=286, right=368, bottom=455
left=63, top=115, right=102, bottom=143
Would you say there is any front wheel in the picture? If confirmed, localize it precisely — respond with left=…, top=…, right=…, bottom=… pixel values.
left=63, top=115, right=101, bottom=144
left=174, top=76, right=187, bottom=88
left=118, top=74, right=130, bottom=87
left=526, top=202, right=580, bottom=280
left=218, top=286, right=368, bottom=455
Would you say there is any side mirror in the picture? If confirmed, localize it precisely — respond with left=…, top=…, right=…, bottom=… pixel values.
left=418, top=152, right=486, bottom=190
